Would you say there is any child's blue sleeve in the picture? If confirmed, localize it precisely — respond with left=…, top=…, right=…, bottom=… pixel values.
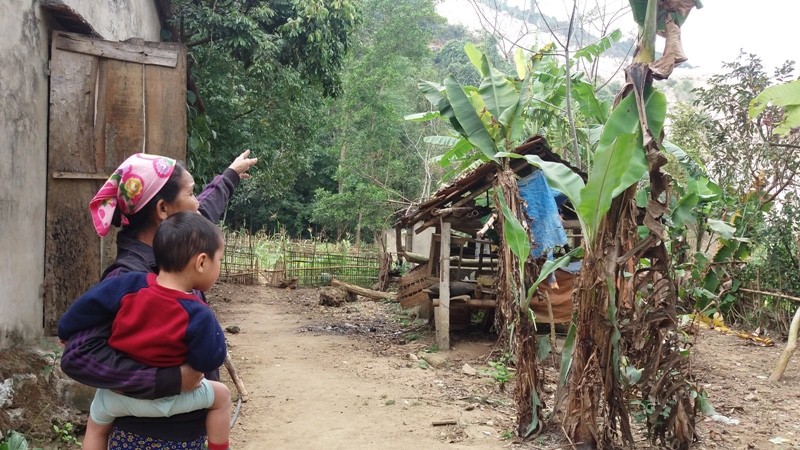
left=57, top=273, right=147, bottom=341
left=182, top=302, right=227, bottom=373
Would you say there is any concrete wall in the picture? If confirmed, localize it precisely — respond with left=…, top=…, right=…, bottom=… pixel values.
left=67, top=0, right=161, bottom=41
left=0, top=0, right=161, bottom=349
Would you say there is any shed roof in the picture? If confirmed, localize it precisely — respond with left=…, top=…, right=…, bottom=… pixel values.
left=396, top=135, right=582, bottom=231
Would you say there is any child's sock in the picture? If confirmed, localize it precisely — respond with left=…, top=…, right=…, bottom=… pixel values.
left=208, top=441, right=229, bottom=450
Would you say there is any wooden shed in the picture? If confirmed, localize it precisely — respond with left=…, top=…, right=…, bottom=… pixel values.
left=394, top=136, right=584, bottom=345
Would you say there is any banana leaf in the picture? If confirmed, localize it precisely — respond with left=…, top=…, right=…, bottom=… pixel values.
left=496, top=187, right=531, bottom=273
left=445, top=77, right=498, bottom=162
left=418, top=80, right=465, bottom=135
left=479, top=57, right=519, bottom=119
left=749, top=79, right=800, bottom=135
left=578, top=133, right=639, bottom=245
left=573, top=29, right=622, bottom=63
left=464, top=42, right=490, bottom=77
left=514, top=47, right=527, bottom=79
left=499, top=75, right=532, bottom=144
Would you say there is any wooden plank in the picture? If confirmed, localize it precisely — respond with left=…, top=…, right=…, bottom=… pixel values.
left=95, top=58, right=145, bottom=165
left=54, top=31, right=178, bottom=67
left=435, top=220, right=451, bottom=350
left=433, top=298, right=496, bottom=309
left=44, top=40, right=105, bottom=333
left=144, top=45, right=187, bottom=159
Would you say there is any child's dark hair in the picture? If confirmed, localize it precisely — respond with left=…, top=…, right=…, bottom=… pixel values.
left=153, top=211, right=224, bottom=272
left=113, top=163, right=187, bottom=233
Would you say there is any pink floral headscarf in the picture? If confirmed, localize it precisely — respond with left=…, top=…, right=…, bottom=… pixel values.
left=89, top=153, right=177, bottom=237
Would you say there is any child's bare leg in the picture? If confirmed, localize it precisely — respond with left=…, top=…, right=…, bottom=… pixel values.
left=82, top=417, right=112, bottom=450
left=206, top=381, right=231, bottom=450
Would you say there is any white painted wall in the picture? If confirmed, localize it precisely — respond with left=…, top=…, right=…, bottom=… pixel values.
left=0, top=0, right=161, bottom=349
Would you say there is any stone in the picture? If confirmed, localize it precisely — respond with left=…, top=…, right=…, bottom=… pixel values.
left=319, top=287, right=352, bottom=307
left=420, top=352, right=448, bottom=369
left=461, top=363, right=477, bottom=376
left=57, top=378, right=97, bottom=412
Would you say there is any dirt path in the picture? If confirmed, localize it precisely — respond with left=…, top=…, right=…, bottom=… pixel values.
left=212, top=284, right=522, bottom=450
left=209, top=282, right=800, bottom=450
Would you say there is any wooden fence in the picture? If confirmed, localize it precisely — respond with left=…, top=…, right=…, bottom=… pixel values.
left=220, top=232, right=382, bottom=288
left=221, top=231, right=259, bottom=285
left=282, top=244, right=381, bottom=288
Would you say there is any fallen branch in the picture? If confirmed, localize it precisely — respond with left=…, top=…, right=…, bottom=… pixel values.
left=739, top=287, right=800, bottom=304
left=331, top=279, right=397, bottom=301
left=432, top=419, right=458, bottom=426
left=224, top=353, right=249, bottom=402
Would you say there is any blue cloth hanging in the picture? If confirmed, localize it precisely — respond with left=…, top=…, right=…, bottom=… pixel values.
left=517, top=170, right=568, bottom=258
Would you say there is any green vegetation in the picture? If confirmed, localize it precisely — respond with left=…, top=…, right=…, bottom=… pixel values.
left=485, top=356, right=514, bottom=391
left=52, top=423, right=79, bottom=447
left=0, top=431, right=43, bottom=450
left=164, top=0, right=800, bottom=445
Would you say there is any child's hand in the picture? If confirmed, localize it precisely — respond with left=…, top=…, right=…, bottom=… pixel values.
left=180, top=364, right=204, bottom=391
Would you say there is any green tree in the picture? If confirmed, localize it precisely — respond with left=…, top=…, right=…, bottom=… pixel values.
left=160, top=0, right=359, bottom=233
left=311, top=0, right=444, bottom=243
left=668, top=56, right=799, bottom=317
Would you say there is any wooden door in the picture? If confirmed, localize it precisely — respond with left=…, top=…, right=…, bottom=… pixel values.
left=43, top=31, right=187, bottom=332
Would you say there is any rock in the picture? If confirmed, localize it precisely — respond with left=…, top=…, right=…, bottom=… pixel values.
left=461, top=363, right=477, bottom=376
left=319, top=287, right=352, bottom=306
left=225, top=325, right=241, bottom=334
left=0, top=378, right=13, bottom=407
left=57, top=378, right=96, bottom=412
left=420, top=352, right=448, bottom=369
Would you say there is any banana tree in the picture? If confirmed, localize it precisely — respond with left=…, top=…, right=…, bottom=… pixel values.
left=500, top=0, right=699, bottom=446
left=409, top=45, right=547, bottom=436
left=551, top=0, right=697, bottom=447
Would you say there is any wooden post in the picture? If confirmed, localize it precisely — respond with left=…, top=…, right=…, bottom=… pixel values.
left=435, top=219, right=451, bottom=351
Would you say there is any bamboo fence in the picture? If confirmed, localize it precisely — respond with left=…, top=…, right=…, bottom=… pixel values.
left=221, top=231, right=259, bottom=285
left=281, top=241, right=381, bottom=288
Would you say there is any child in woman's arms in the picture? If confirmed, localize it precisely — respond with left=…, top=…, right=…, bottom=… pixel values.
left=59, top=212, right=232, bottom=450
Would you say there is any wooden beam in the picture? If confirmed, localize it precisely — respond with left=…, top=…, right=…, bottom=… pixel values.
left=414, top=185, right=493, bottom=235
left=54, top=31, right=179, bottom=67
left=433, top=298, right=496, bottom=309
left=435, top=220, right=451, bottom=350
left=739, top=287, right=800, bottom=304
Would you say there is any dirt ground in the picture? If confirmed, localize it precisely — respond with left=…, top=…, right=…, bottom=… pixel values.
left=3, top=281, right=800, bottom=449
left=208, top=282, right=800, bottom=450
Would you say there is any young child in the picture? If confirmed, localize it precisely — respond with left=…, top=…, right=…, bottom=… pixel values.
left=58, top=212, right=232, bottom=450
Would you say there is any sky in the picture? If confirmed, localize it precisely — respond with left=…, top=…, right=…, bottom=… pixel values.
left=436, top=0, right=800, bottom=76
left=683, top=0, right=800, bottom=72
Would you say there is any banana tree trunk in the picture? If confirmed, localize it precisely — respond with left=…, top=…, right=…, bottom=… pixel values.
left=563, top=186, right=637, bottom=449
left=493, top=169, right=543, bottom=438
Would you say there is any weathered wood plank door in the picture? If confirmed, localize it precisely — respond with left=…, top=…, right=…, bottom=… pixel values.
left=44, top=31, right=187, bottom=333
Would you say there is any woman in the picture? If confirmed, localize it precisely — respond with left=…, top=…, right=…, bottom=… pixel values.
left=60, top=150, right=257, bottom=449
